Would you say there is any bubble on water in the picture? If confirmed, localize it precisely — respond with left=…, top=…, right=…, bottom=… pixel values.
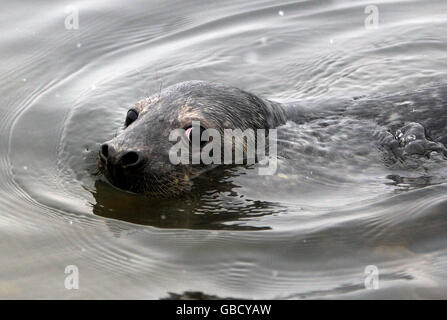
left=91, top=84, right=96, bottom=90
left=260, top=37, right=268, bottom=45
left=69, top=220, right=73, bottom=225
left=23, top=166, right=28, bottom=170
left=76, top=43, right=82, bottom=48
left=161, top=214, right=166, bottom=220
left=278, top=10, right=284, bottom=16
left=22, top=78, right=27, bottom=82
left=330, top=38, right=334, bottom=45
left=244, top=52, right=259, bottom=64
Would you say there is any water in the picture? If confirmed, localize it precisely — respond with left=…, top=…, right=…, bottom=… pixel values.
left=1, top=0, right=447, bottom=299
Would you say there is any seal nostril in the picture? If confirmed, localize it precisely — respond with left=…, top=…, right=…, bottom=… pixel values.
left=100, top=144, right=109, bottom=159
left=121, top=151, right=140, bottom=167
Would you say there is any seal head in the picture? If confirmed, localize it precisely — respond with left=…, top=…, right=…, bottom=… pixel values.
left=98, top=81, right=286, bottom=196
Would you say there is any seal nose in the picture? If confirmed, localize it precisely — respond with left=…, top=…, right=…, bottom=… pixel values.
left=120, top=151, right=142, bottom=168
left=100, top=143, right=144, bottom=170
left=100, top=143, right=109, bottom=161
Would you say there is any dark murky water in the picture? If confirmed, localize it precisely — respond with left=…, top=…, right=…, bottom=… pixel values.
left=2, top=0, right=447, bottom=298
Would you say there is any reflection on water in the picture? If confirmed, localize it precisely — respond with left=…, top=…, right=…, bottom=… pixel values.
left=1, top=0, right=447, bottom=299
left=92, top=167, right=282, bottom=230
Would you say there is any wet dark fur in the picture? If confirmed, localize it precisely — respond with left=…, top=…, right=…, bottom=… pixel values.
left=99, top=81, right=287, bottom=196
left=99, top=80, right=447, bottom=196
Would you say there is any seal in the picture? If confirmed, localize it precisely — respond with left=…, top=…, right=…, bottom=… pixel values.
left=98, top=81, right=287, bottom=196
left=98, top=80, right=447, bottom=196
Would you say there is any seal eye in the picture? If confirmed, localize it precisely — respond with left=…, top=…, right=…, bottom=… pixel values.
left=125, top=109, right=138, bottom=126
left=185, top=126, right=207, bottom=147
